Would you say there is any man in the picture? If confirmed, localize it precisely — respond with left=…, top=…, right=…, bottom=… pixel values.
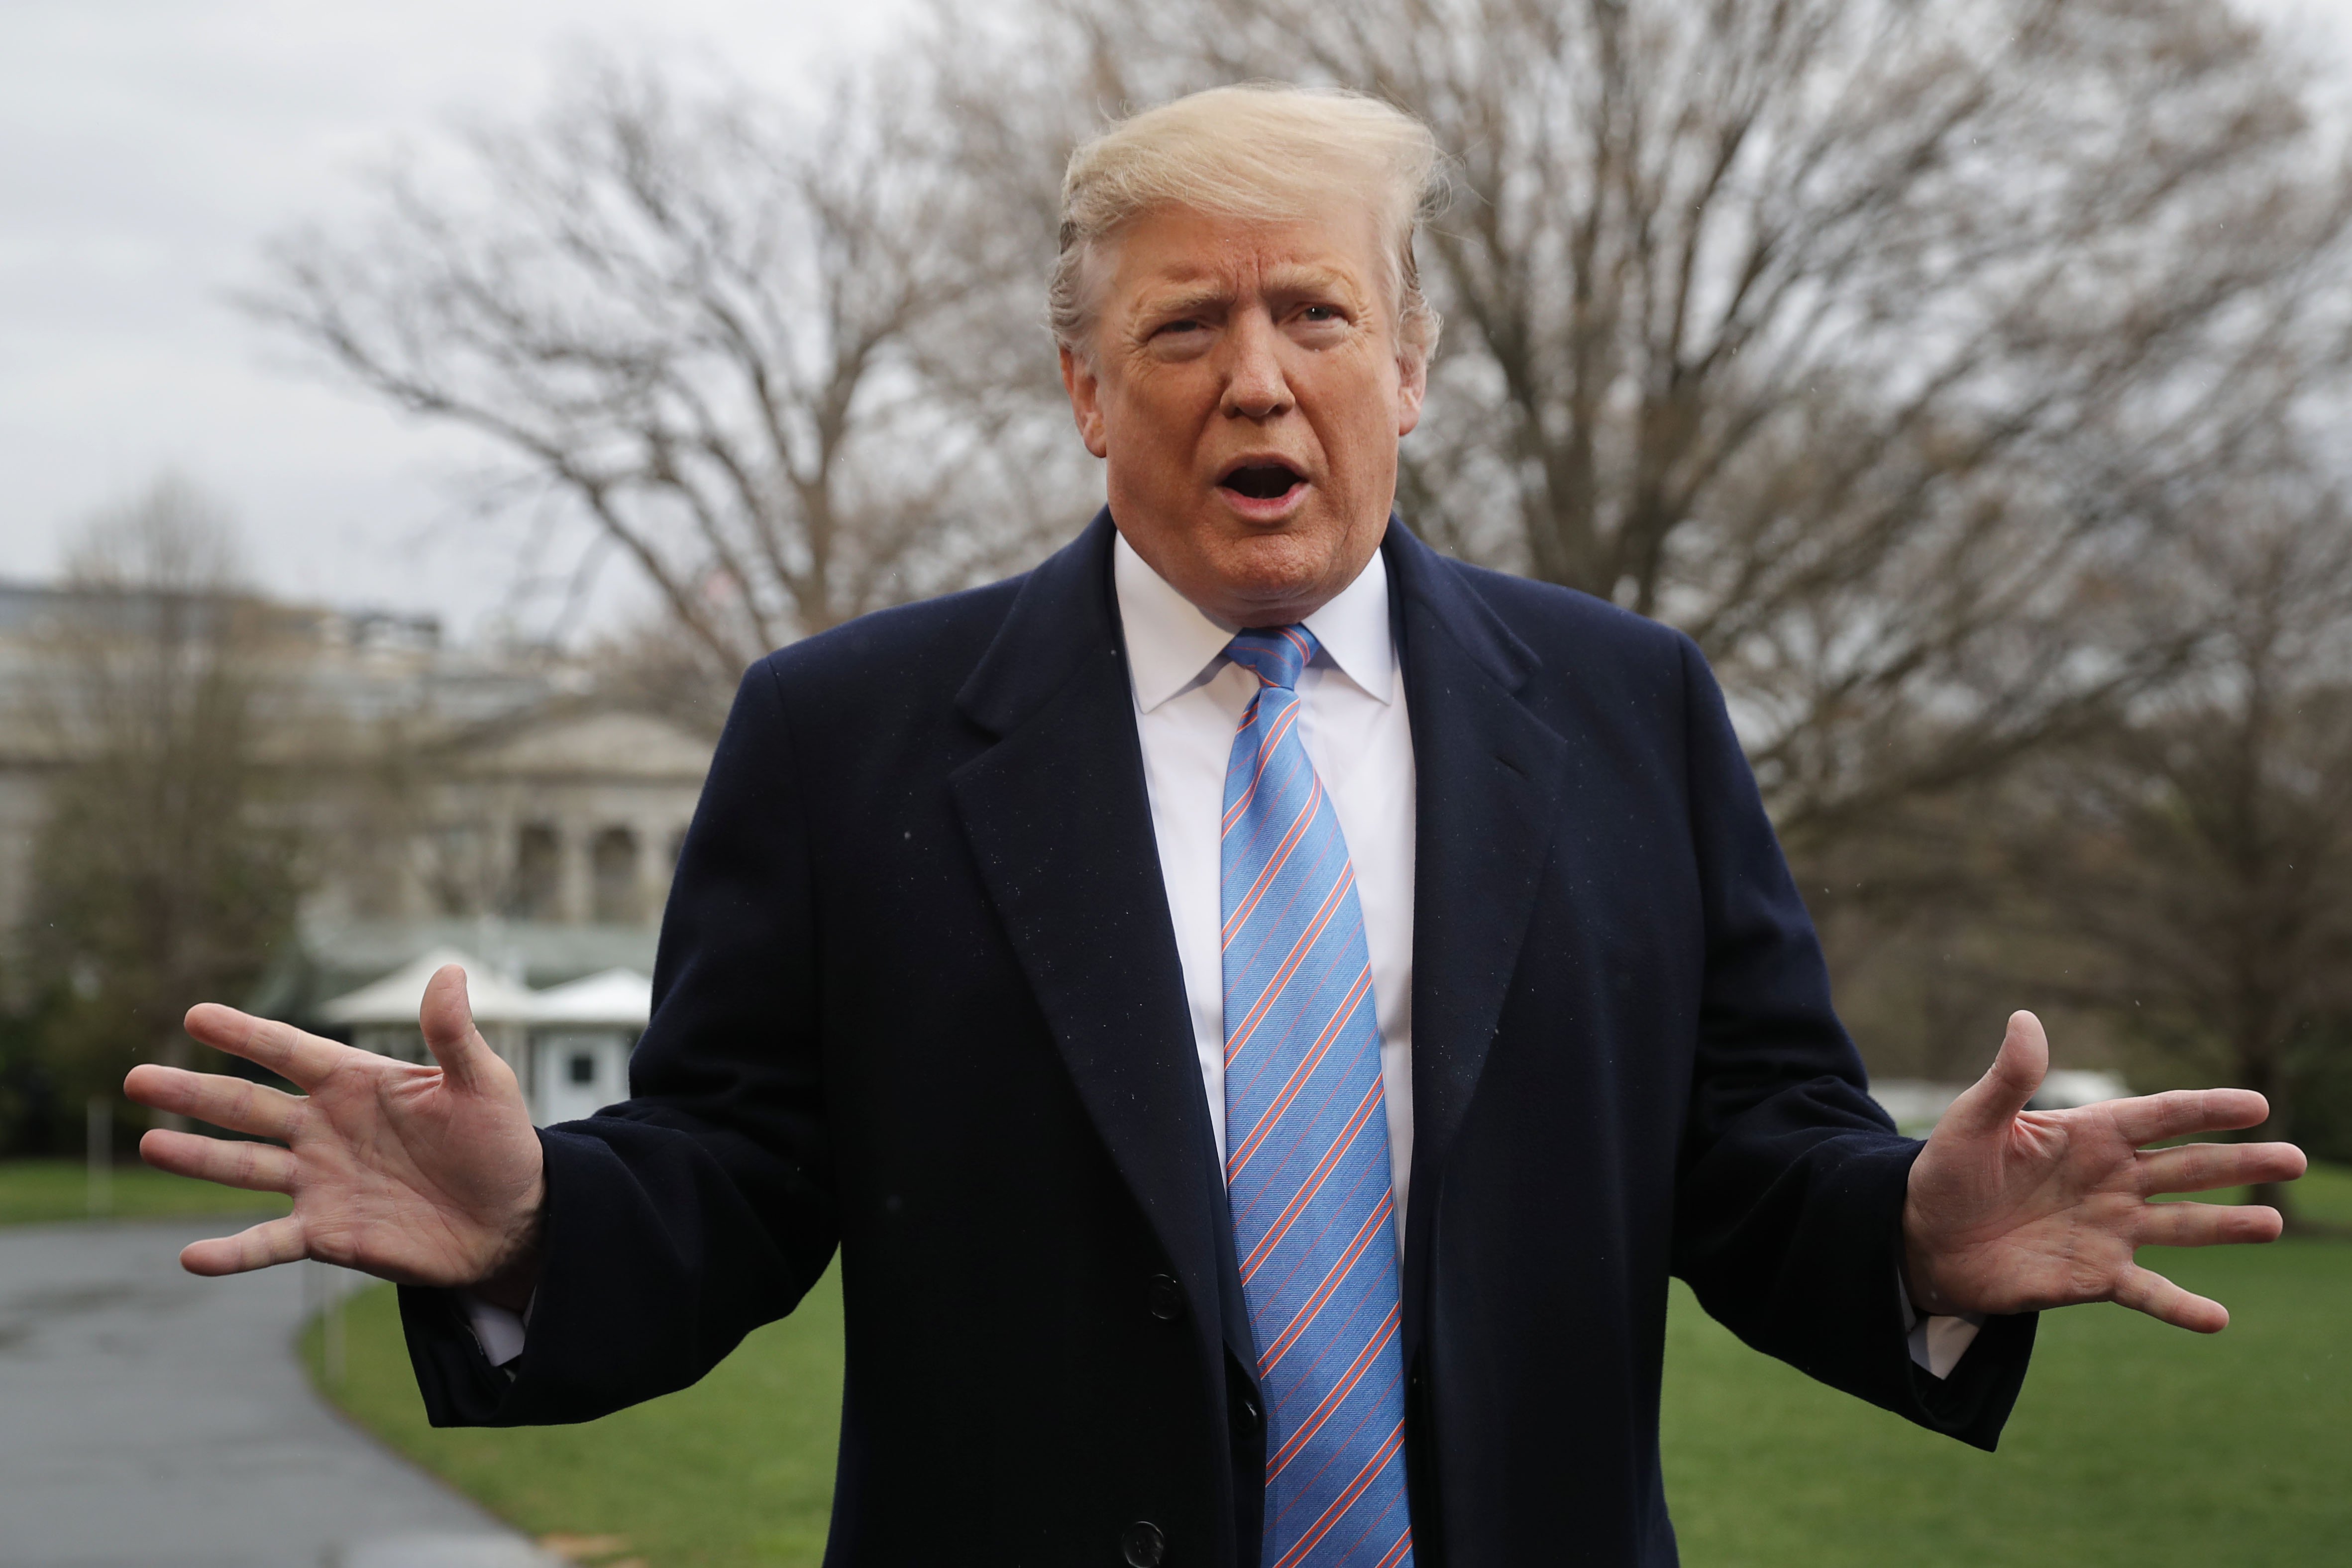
left=129, top=85, right=2303, bottom=1567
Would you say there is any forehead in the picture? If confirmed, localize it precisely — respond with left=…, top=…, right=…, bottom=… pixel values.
left=1100, top=201, right=1389, bottom=312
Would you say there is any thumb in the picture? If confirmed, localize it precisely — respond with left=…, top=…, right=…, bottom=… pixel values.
left=419, top=964, right=495, bottom=1090
left=1945, top=1010, right=2048, bottom=1138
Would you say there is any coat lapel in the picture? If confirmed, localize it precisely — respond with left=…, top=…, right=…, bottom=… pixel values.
left=1384, top=523, right=1574, bottom=1367
left=948, top=513, right=1573, bottom=1380
left=949, top=510, right=1235, bottom=1355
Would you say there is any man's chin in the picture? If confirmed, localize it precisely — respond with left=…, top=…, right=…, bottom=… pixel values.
left=1195, top=530, right=1367, bottom=627
left=1112, top=488, right=1383, bottom=624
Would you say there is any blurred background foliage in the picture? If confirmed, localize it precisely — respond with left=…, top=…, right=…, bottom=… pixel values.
left=6, top=0, right=2352, bottom=1201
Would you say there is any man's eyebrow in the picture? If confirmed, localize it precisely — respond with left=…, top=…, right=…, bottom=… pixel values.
left=1133, top=267, right=1361, bottom=321
left=1262, top=264, right=1358, bottom=298
left=1132, top=282, right=1235, bottom=320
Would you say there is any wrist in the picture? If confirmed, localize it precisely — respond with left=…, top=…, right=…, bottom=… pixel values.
left=1899, top=1194, right=1960, bottom=1317
left=469, top=1177, right=546, bottom=1313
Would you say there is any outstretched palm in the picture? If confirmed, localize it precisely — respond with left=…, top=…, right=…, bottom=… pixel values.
left=1903, top=1011, right=2306, bottom=1332
left=124, top=965, right=545, bottom=1305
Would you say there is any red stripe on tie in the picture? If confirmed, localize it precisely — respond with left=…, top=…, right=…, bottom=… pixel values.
left=1223, top=769, right=1322, bottom=941
left=1222, top=861, right=1354, bottom=1072
left=1269, top=1419, right=1408, bottom=1568
left=1323, top=1491, right=1411, bottom=1568
left=1373, top=1525, right=1415, bottom=1568
left=1238, top=1076, right=1386, bottom=1283
left=1275, top=1358, right=1402, bottom=1524
left=1257, top=1190, right=1391, bottom=1376
left=1266, top=1301, right=1400, bottom=1477
left=1223, top=701, right=1303, bottom=835
left=1226, top=963, right=1373, bottom=1180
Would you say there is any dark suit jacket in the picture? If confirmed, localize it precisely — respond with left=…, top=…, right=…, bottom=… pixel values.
left=402, top=512, right=2035, bottom=1567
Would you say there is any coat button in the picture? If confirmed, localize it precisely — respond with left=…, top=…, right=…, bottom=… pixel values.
left=1231, top=1389, right=1263, bottom=1439
left=1122, top=1520, right=1167, bottom=1567
left=1146, top=1273, right=1184, bottom=1321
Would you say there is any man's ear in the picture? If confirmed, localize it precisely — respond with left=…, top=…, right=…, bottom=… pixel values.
left=1396, top=348, right=1429, bottom=439
left=1059, top=345, right=1110, bottom=459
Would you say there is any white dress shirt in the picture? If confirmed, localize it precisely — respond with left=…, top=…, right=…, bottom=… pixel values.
left=468, top=531, right=1978, bottom=1379
left=1113, top=533, right=1419, bottom=1254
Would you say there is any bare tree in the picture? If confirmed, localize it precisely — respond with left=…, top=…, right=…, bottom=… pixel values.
left=247, top=53, right=1087, bottom=680
left=950, top=0, right=2352, bottom=848
left=12, top=478, right=304, bottom=1133
left=1999, top=463, right=2352, bottom=1221
left=581, top=616, right=741, bottom=738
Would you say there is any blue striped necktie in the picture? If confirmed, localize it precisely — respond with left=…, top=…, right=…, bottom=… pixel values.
left=1221, top=626, right=1414, bottom=1568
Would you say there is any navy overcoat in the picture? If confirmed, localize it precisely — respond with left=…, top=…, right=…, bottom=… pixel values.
left=403, top=513, right=2034, bottom=1566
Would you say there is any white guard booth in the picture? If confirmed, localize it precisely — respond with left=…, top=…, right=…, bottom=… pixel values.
left=316, top=948, right=539, bottom=1077
left=317, top=954, right=651, bottom=1126
left=522, top=968, right=652, bottom=1126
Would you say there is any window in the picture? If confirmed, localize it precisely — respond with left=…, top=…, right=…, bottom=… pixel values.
left=567, top=1051, right=597, bottom=1086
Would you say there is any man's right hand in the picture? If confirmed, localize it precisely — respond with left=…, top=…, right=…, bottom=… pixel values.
left=123, top=964, right=547, bottom=1308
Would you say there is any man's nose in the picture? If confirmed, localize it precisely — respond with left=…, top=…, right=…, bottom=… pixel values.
left=1219, top=312, right=1293, bottom=421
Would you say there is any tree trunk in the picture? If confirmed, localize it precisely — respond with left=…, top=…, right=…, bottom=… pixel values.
left=2235, top=1047, right=2296, bottom=1231
left=151, top=1023, right=191, bottom=1135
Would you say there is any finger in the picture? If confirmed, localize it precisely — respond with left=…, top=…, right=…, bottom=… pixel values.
left=179, top=1215, right=308, bottom=1277
left=2137, top=1140, right=2307, bottom=1196
left=138, top=1129, right=296, bottom=1194
left=183, top=1004, right=345, bottom=1090
left=2135, top=1200, right=2284, bottom=1249
left=1941, top=1010, right=2048, bottom=1138
left=124, top=1064, right=303, bottom=1140
left=419, top=964, right=495, bottom=1090
left=2107, top=1088, right=2273, bottom=1147
left=2112, top=1263, right=2228, bottom=1333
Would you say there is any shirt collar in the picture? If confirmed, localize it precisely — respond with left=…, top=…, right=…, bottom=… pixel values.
left=1112, top=529, right=1394, bottom=713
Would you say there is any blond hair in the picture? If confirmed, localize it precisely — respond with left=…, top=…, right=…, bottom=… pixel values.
left=1051, top=83, right=1445, bottom=368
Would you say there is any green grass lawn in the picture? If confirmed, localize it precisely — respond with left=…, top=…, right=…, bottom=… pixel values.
left=1661, top=1243, right=2351, bottom=1566
left=308, top=1163, right=2352, bottom=1567
left=0, top=1157, right=292, bottom=1226
left=308, top=1274, right=845, bottom=1568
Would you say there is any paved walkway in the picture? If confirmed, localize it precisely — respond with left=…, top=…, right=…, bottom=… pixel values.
left=0, top=1217, right=550, bottom=1568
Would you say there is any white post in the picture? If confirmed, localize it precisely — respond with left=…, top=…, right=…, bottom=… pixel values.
left=556, top=818, right=589, bottom=925
left=324, top=1277, right=347, bottom=1389
left=308, top=1259, right=347, bottom=1389
left=635, top=818, right=667, bottom=927
left=85, top=1098, right=110, bottom=1218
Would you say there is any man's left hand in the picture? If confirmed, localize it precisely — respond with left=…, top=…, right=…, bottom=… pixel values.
left=1901, top=1010, right=2307, bottom=1332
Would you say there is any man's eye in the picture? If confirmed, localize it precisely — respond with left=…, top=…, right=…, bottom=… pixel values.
left=1156, top=319, right=1204, bottom=336
left=1299, top=305, right=1340, bottom=322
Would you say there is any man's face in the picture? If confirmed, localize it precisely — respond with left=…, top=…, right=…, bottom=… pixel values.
left=1059, top=200, right=1427, bottom=629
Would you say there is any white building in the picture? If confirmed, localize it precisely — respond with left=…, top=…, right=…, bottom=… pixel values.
left=0, top=576, right=715, bottom=1024
left=522, top=967, right=652, bottom=1125
left=317, top=949, right=652, bottom=1126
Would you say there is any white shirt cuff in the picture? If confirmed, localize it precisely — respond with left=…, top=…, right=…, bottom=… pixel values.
left=1896, top=1270, right=1984, bottom=1380
left=460, top=1291, right=532, bottom=1368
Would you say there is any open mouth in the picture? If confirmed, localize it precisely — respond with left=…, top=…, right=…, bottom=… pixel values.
left=1218, top=462, right=1306, bottom=503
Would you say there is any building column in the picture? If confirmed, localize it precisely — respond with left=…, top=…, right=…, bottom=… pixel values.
left=555, top=817, right=590, bottom=925
left=635, top=817, right=669, bottom=927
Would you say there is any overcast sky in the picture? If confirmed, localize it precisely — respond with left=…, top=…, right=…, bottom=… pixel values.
left=0, top=0, right=2344, bottom=645
left=0, top=0, right=914, bottom=643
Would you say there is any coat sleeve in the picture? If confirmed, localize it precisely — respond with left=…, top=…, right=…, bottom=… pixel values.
left=1664, top=633, right=2035, bottom=1450
left=400, top=657, right=840, bottom=1426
